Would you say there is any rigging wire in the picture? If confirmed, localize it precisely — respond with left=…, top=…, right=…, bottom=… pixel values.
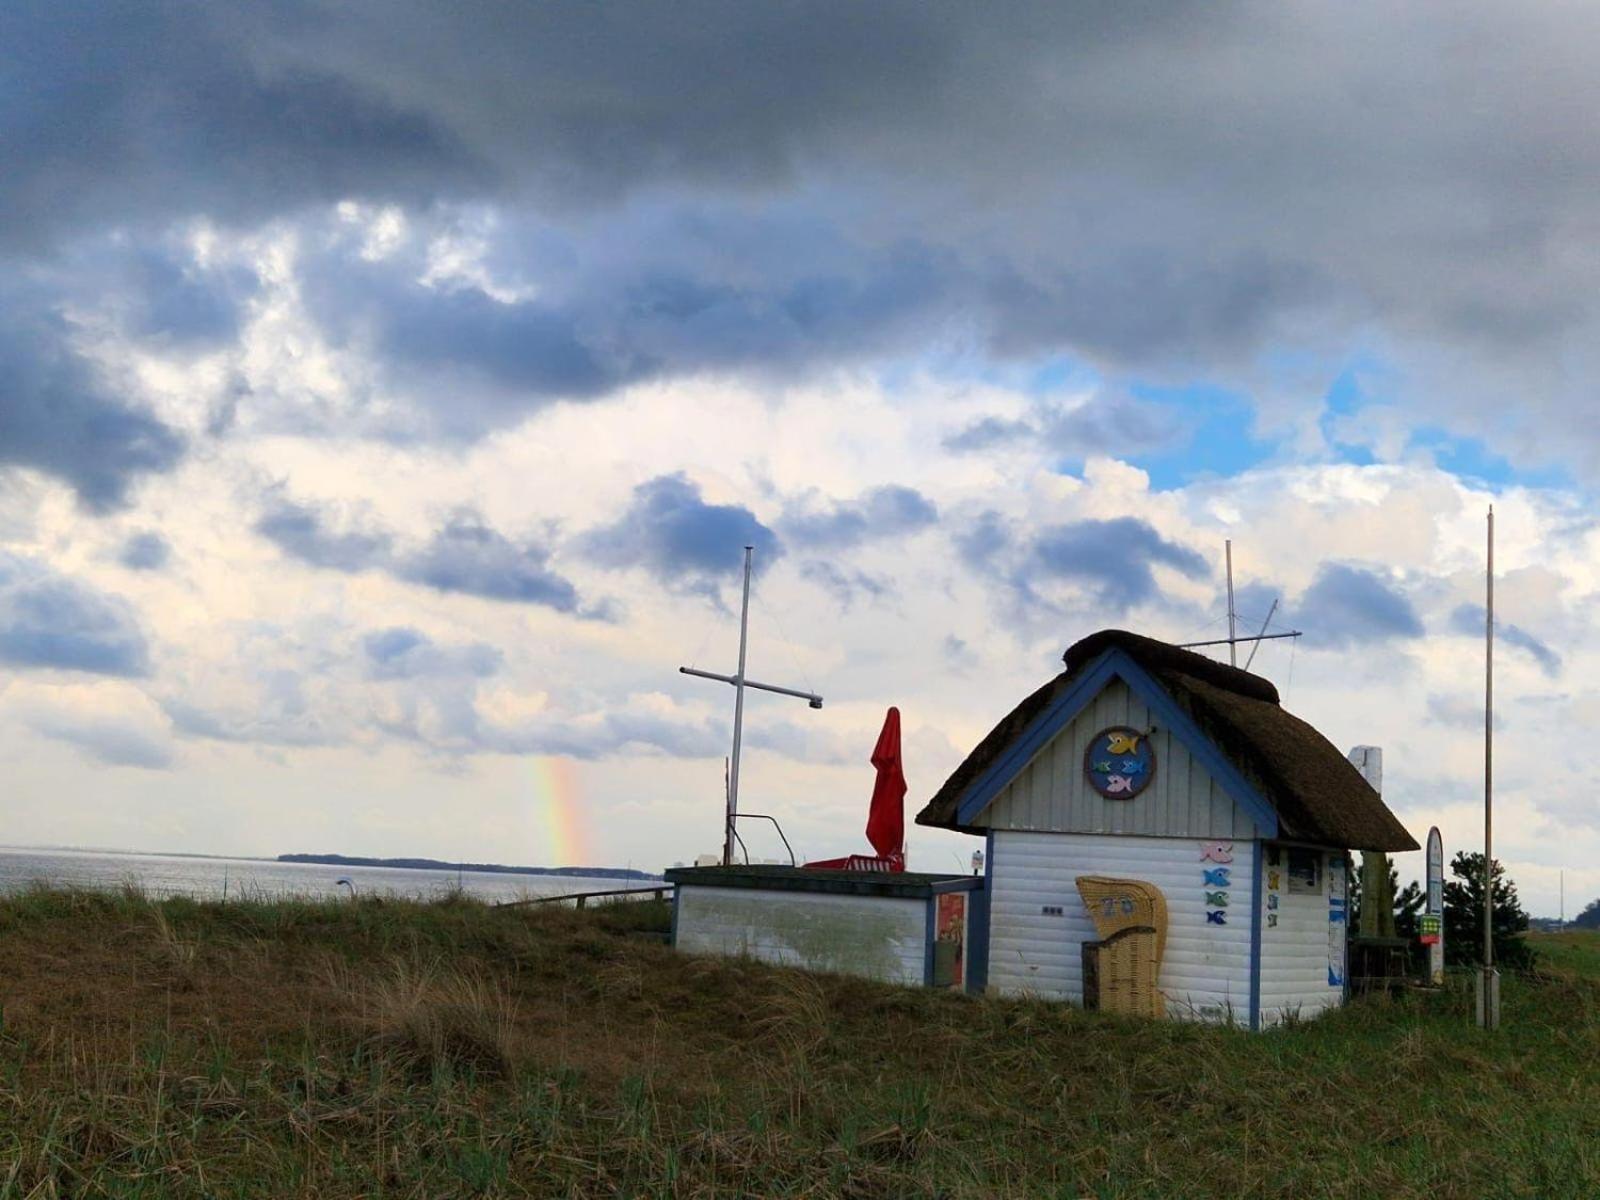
left=752, top=585, right=817, bottom=696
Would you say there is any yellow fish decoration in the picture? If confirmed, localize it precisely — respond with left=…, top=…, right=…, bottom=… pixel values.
left=1105, top=732, right=1141, bottom=754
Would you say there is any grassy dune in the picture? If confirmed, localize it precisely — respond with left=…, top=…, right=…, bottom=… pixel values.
left=0, top=889, right=1595, bottom=1198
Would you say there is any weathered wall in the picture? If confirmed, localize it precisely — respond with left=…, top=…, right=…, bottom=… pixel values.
left=1257, top=843, right=1347, bottom=1026
left=674, top=886, right=927, bottom=985
left=986, top=830, right=1255, bottom=1023
left=975, top=679, right=1258, bottom=840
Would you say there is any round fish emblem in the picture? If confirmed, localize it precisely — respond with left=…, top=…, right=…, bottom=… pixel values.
left=1084, top=726, right=1155, bottom=799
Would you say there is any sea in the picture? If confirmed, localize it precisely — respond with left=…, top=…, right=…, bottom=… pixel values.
left=0, top=846, right=660, bottom=906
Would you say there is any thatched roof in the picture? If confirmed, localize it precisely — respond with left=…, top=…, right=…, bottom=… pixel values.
left=916, top=629, right=1418, bottom=851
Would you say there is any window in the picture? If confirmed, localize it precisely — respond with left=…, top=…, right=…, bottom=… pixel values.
left=1286, top=847, right=1322, bottom=895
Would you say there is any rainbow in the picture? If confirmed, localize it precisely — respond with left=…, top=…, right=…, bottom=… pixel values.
left=528, top=757, right=591, bottom=868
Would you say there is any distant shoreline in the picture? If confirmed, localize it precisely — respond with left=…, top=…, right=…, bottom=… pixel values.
left=277, top=853, right=663, bottom=881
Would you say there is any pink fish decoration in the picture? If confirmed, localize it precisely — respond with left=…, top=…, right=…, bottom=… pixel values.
left=1199, top=841, right=1234, bottom=863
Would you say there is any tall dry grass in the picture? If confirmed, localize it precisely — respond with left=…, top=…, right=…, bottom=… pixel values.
left=0, top=890, right=1593, bottom=1198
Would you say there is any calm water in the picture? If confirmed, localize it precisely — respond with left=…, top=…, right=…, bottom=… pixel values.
left=0, top=847, right=659, bottom=905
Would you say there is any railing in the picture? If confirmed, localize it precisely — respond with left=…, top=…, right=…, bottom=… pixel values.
left=729, top=812, right=796, bottom=866
left=495, top=885, right=669, bottom=910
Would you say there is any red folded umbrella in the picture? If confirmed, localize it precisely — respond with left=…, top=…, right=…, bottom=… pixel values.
left=866, top=706, right=906, bottom=864
left=804, top=706, right=906, bottom=872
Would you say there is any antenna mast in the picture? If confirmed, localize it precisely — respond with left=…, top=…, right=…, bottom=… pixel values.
left=1225, top=540, right=1237, bottom=666
left=1178, top=541, right=1302, bottom=662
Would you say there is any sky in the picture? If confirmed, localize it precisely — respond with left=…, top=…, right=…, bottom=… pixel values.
left=5, top=2, right=1600, bottom=914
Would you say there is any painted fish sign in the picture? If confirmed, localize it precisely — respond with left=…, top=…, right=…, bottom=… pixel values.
left=1085, top=727, right=1155, bottom=799
left=1425, top=827, right=1445, bottom=985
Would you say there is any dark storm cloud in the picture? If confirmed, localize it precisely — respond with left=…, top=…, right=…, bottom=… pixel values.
left=1030, top=518, right=1210, bottom=609
left=582, top=474, right=779, bottom=596
left=782, top=485, right=937, bottom=550
left=799, top=560, right=891, bottom=608
left=1, top=1, right=485, bottom=251
left=254, top=493, right=392, bottom=572
left=295, top=224, right=954, bottom=435
left=0, top=554, right=150, bottom=676
left=396, top=514, right=580, bottom=612
left=254, top=492, right=588, bottom=613
left=117, top=249, right=258, bottom=346
left=943, top=392, right=1186, bottom=460
left=1448, top=603, right=1561, bottom=677
left=29, top=712, right=174, bottom=769
left=361, top=627, right=502, bottom=681
left=0, top=287, right=186, bottom=512
left=1298, top=564, right=1423, bottom=648
left=118, top=531, right=171, bottom=572
left=11, top=3, right=1600, bottom=465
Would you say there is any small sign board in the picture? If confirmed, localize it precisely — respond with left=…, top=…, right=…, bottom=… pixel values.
left=1425, top=827, right=1445, bottom=984
left=1426, top=826, right=1444, bottom=914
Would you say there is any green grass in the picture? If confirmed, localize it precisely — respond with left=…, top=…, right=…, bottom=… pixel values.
left=0, top=887, right=1595, bottom=1198
left=1529, top=929, right=1600, bottom=980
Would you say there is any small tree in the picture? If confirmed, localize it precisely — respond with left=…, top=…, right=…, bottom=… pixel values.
left=1394, top=877, right=1424, bottom=940
left=1442, top=851, right=1533, bottom=970
left=1574, top=898, right=1600, bottom=931
left=1349, top=856, right=1424, bottom=939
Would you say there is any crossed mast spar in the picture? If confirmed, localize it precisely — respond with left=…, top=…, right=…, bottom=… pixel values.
left=680, top=546, right=823, bottom=866
left=1178, top=539, right=1302, bottom=665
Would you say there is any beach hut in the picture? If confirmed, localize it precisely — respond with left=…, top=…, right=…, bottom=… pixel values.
left=916, top=629, right=1417, bottom=1027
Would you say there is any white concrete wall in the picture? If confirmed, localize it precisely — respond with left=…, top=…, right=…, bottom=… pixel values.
left=675, top=886, right=927, bottom=985
left=1257, top=844, right=1347, bottom=1026
left=987, top=831, right=1255, bottom=1023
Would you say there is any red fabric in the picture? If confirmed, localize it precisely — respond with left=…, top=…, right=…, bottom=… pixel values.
left=801, top=853, right=900, bottom=873
left=801, top=706, right=907, bottom=873
left=866, top=706, right=906, bottom=866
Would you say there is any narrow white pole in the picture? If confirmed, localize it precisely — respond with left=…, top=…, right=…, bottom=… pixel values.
left=1479, top=504, right=1499, bottom=1029
left=1484, top=507, right=1494, bottom=972
left=1225, top=540, right=1237, bottom=667
left=724, top=545, right=754, bottom=866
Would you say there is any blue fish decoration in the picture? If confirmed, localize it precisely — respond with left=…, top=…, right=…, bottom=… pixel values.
left=1203, top=868, right=1231, bottom=887
left=1206, top=910, right=1227, bottom=925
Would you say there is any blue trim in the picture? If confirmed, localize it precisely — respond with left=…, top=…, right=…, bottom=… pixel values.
left=967, top=886, right=990, bottom=995
left=954, top=648, right=1279, bottom=838
left=923, top=895, right=938, bottom=986
left=670, top=885, right=681, bottom=948
left=1249, top=840, right=1263, bottom=1031
left=956, top=653, right=1119, bottom=826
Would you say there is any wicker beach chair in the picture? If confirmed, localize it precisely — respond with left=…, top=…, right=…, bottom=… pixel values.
left=1075, top=876, right=1169, bottom=1018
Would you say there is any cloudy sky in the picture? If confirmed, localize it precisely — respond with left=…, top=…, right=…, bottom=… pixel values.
left=6, top=2, right=1600, bottom=911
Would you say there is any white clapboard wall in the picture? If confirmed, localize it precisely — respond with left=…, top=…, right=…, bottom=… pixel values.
left=1257, top=844, right=1347, bottom=1026
left=987, top=831, right=1255, bottom=1023
left=974, top=679, right=1259, bottom=840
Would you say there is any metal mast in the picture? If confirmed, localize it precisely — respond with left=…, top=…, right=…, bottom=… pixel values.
left=680, top=546, right=823, bottom=865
